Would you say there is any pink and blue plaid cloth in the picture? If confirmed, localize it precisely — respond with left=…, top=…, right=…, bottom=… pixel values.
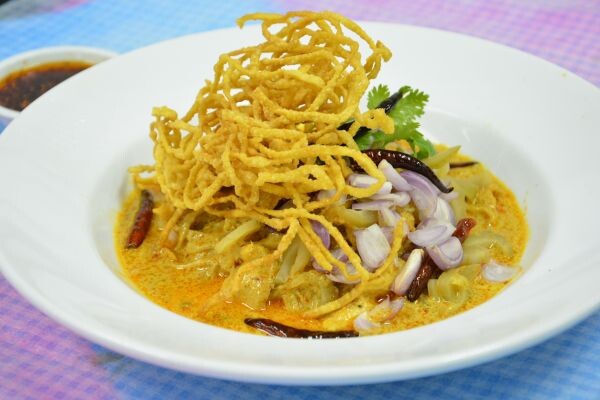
left=1, top=1, right=599, bottom=399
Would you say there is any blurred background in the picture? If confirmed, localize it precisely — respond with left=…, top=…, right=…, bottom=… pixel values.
left=1, top=0, right=598, bottom=85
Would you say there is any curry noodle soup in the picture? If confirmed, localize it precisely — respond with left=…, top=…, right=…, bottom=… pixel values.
left=114, top=11, right=528, bottom=337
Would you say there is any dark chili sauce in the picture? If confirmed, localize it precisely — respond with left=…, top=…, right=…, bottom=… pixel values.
left=0, top=61, right=92, bottom=111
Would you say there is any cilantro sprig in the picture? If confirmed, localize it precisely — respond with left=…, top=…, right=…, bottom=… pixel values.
left=367, top=84, right=390, bottom=109
left=356, top=85, right=435, bottom=159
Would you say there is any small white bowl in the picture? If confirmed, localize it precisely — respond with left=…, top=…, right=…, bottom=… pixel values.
left=0, top=46, right=117, bottom=130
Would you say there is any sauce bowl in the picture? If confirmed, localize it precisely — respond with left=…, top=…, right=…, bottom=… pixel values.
left=0, top=46, right=116, bottom=131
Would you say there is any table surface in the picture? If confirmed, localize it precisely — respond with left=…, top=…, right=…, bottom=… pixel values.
left=1, top=1, right=599, bottom=399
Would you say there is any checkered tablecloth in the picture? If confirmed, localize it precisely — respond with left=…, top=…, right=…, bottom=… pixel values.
left=1, top=1, right=599, bottom=399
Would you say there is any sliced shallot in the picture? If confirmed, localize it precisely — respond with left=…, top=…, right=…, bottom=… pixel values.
left=312, top=248, right=347, bottom=272
left=328, top=249, right=361, bottom=284
left=353, top=312, right=379, bottom=332
left=379, top=207, right=402, bottom=227
left=389, top=297, right=405, bottom=315
left=432, top=197, right=455, bottom=225
left=427, top=236, right=463, bottom=270
left=312, top=248, right=361, bottom=284
left=401, top=170, right=440, bottom=217
left=373, top=297, right=404, bottom=320
left=347, top=173, right=377, bottom=187
left=408, top=219, right=455, bottom=247
left=380, top=226, right=395, bottom=244
left=378, top=159, right=413, bottom=192
left=375, top=181, right=393, bottom=195
left=347, top=173, right=377, bottom=188
left=392, top=248, right=424, bottom=295
left=352, top=200, right=394, bottom=211
left=327, top=262, right=362, bottom=284
left=482, top=261, right=519, bottom=282
left=440, top=190, right=459, bottom=201
left=354, top=224, right=390, bottom=271
left=310, top=220, right=330, bottom=249
left=353, top=297, right=404, bottom=332
left=370, top=192, right=411, bottom=206
left=348, top=174, right=391, bottom=195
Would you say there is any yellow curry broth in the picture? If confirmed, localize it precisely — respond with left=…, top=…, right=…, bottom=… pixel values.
left=115, top=157, right=527, bottom=336
left=116, top=193, right=326, bottom=333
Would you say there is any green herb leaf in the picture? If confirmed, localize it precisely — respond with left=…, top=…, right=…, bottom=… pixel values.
left=407, top=132, right=436, bottom=159
left=367, top=84, right=390, bottom=110
left=387, top=86, right=428, bottom=128
left=356, top=85, right=436, bottom=158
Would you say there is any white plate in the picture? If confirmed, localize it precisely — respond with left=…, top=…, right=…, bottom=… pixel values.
left=0, top=23, right=599, bottom=385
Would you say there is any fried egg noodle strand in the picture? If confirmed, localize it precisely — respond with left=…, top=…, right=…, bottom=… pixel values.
left=134, top=11, right=402, bottom=317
